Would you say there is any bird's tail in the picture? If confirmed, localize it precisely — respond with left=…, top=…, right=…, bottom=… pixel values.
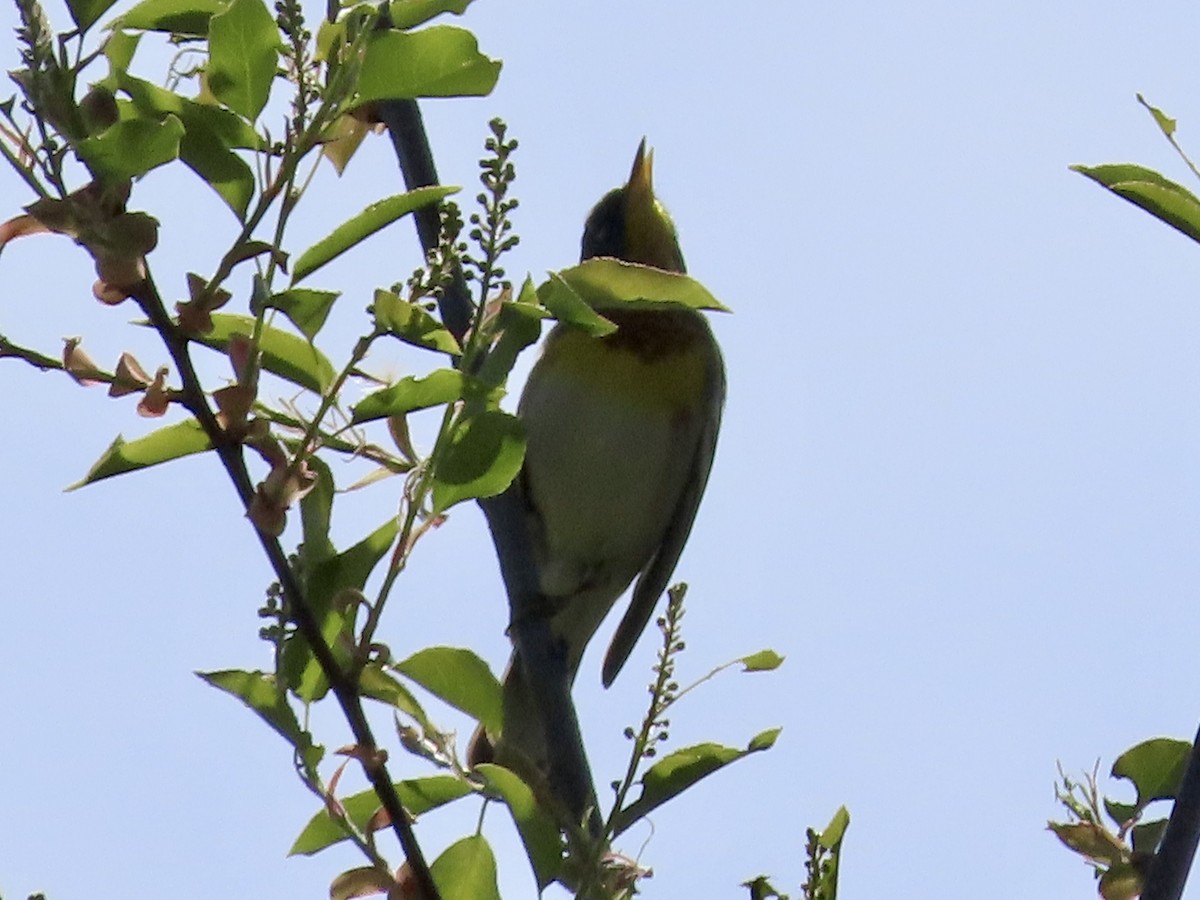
left=467, top=651, right=602, bottom=835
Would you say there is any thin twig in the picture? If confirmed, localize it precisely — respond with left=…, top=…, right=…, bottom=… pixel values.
left=0, top=334, right=63, bottom=370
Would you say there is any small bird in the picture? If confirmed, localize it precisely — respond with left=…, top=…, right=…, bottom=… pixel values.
left=473, top=141, right=725, bottom=828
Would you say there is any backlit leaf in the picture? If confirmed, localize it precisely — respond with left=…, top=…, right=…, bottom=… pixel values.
left=740, top=649, right=784, bottom=672
left=193, top=313, right=336, bottom=393
left=613, top=728, right=780, bottom=836
left=290, top=775, right=472, bottom=855
left=387, top=0, right=473, bottom=30
left=1111, top=737, right=1190, bottom=805
left=268, top=288, right=339, bottom=340
left=351, top=369, right=466, bottom=423
left=431, top=835, right=500, bottom=900
left=207, top=0, right=280, bottom=120
left=68, top=0, right=120, bottom=31
left=474, top=764, right=562, bottom=889
left=77, top=114, right=184, bottom=180
left=70, top=418, right=211, bottom=488
left=198, top=669, right=322, bottom=774
left=357, top=26, right=500, bottom=103
left=430, top=410, right=524, bottom=511
left=1073, top=163, right=1200, bottom=247
left=395, top=646, right=502, bottom=733
left=291, top=187, right=457, bottom=284
left=372, top=289, right=460, bottom=354
left=539, top=257, right=731, bottom=315
left=113, top=0, right=223, bottom=35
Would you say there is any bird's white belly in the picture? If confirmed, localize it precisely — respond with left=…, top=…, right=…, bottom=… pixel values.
left=520, top=369, right=691, bottom=601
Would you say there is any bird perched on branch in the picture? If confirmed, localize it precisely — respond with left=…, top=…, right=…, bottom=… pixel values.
left=471, top=141, right=725, bottom=830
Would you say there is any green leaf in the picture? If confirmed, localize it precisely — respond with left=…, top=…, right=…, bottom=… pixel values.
left=178, top=121, right=256, bottom=217
left=330, top=867, right=393, bottom=900
left=351, top=369, right=466, bottom=423
left=474, top=764, right=563, bottom=890
left=267, top=288, right=339, bottom=341
left=291, top=186, right=457, bottom=284
left=113, top=72, right=259, bottom=216
left=1111, top=737, right=1191, bottom=805
left=357, top=26, right=501, bottom=103
left=104, top=30, right=141, bottom=71
left=1105, top=799, right=1139, bottom=827
left=431, top=835, right=500, bottom=900
left=290, top=774, right=472, bottom=855
left=818, top=804, right=850, bottom=848
left=814, top=805, right=850, bottom=898
left=112, top=0, right=224, bottom=35
left=285, top=517, right=399, bottom=701
left=431, top=409, right=524, bottom=512
left=742, top=876, right=788, bottom=900
left=539, top=257, right=732, bottom=316
left=1138, top=93, right=1177, bottom=138
left=740, top=649, right=785, bottom=672
left=70, top=419, right=212, bottom=488
left=358, top=664, right=437, bottom=735
left=395, top=646, right=502, bottom=733
left=475, top=277, right=547, bottom=387
left=535, top=272, right=616, bottom=337
left=290, top=597, right=360, bottom=703
left=387, top=0, right=474, bottom=30
left=305, top=518, right=400, bottom=614
left=749, top=727, right=782, bottom=751
left=68, top=0, right=120, bottom=31
left=299, top=454, right=336, bottom=568
left=1099, top=862, right=1144, bottom=900
left=193, top=313, right=336, bottom=393
left=207, top=0, right=280, bottom=121
left=1048, top=821, right=1129, bottom=867
left=1073, top=163, right=1200, bottom=247
left=198, top=669, right=322, bottom=774
left=77, top=114, right=183, bottom=180
left=1132, top=818, right=1168, bottom=855
left=115, top=72, right=261, bottom=148
left=372, top=289, right=461, bottom=354
left=613, top=728, right=780, bottom=836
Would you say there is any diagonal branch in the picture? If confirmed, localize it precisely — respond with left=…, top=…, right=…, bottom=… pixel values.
left=128, top=272, right=440, bottom=900
left=1142, top=722, right=1200, bottom=900
left=377, top=97, right=602, bottom=838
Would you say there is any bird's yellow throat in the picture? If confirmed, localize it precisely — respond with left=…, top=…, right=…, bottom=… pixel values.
left=538, top=309, right=712, bottom=412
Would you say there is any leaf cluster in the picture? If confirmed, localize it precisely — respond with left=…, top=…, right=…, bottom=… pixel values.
left=1050, top=739, right=1191, bottom=900
left=1069, top=95, right=1200, bottom=900
left=0, top=1, right=784, bottom=896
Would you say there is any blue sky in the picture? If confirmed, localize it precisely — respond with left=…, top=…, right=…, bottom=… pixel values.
left=5, top=1, right=1200, bottom=897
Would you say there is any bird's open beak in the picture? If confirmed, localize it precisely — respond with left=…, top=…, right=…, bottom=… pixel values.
left=627, top=138, right=656, bottom=206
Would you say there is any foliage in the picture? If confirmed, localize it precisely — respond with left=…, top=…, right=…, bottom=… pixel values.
left=0, top=0, right=794, bottom=896
left=742, top=806, right=849, bottom=900
left=1050, top=740, right=1190, bottom=900
left=1071, top=94, right=1200, bottom=900
left=1073, top=94, right=1200, bottom=250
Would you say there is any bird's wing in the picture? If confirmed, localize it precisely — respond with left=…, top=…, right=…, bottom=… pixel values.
left=601, top=345, right=726, bottom=687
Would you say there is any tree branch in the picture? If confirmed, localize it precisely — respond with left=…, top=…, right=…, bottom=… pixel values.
left=128, top=272, right=440, bottom=900
left=1142, top=722, right=1200, bottom=900
left=0, top=333, right=62, bottom=371
left=375, top=98, right=473, bottom=339
left=377, top=97, right=603, bottom=837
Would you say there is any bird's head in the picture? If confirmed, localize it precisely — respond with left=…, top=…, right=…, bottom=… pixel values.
left=580, top=139, right=686, bottom=274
